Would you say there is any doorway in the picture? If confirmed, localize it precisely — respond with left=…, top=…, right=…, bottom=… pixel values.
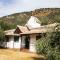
left=25, top=36, right=30, bottom=49
left=20, top=35, right=30, bottom=52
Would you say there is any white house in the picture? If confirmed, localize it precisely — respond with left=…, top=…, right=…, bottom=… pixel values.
left=4, top=16, right=58, bottom=52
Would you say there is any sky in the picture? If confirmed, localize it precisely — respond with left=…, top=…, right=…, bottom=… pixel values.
left=0, top=0, right=60, bottom=17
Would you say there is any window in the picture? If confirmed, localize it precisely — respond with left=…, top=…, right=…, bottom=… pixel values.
left=14, top=36, right=19, bottom=42
left=5, top=37, right=9, bottom=42
left=36, top=33, right=46, bottom=40
left=36, top=34, right=41, bottom=40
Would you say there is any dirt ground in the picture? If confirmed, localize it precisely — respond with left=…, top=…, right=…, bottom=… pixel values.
left=0, top=49, right=45, bottom=60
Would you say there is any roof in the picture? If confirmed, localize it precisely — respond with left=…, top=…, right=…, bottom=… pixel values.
left=4, top=29, right=15, bottom=33
left=4, top=29, right=20, bottom=36
left=4, top=23, right=60, bottom=35
left=25, top=16, right=41, bottom=29
left=20, top=26, right=54, bottom=35
left=4, top=15, right=60, bottom=36
left=4, top=25, right=29, bottom=36
left=20, top=23, right=60, bottom=35
left=45, top=23, right=59, bottom=28
left=17, top=25, right=29, bottom=32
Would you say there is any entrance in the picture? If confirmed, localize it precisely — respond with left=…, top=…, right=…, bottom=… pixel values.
left=25, top=36, right=30, bottom=49
left=20, top=36, right=30, bottom=52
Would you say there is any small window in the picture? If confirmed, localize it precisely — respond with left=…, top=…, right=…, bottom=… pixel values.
left=36, top=33, right=46, bottom=40
left=14, top=36, right=19, bottom=42
left=36, top=34, right=42, bottom=40
left=5, top=37, right=9, bottom=42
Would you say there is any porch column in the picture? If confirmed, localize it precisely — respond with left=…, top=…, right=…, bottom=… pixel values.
left=29, top=34, right=36, bottom=52
left=19, top=37, right=21, bottom=49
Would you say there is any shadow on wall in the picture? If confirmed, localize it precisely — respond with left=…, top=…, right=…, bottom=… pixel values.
left=0, top=46, right=7, bottom=49
left=32, top=57, right=46, bottom=60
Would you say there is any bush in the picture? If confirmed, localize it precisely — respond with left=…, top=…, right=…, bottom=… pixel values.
left=47, top=49, right=60, bottom=60
left=47, top=31, right=60, bottom=60
left=0, top=30, right=5, bottom=41
left=36, top=37, right=49, bottom=54
left=36, top=30, right=60, bottom=60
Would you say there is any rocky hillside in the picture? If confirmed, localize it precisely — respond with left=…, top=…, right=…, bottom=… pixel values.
left=0, top=8, right=60, bottom=26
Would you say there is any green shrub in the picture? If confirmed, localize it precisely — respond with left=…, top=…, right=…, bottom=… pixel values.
left=47, top=49, right=60, bottom=60
left=0, top=30, right=5, bottom=42
left=36, top=37, right=49, bottom=54
left=36, top=28, right=60, bottom=60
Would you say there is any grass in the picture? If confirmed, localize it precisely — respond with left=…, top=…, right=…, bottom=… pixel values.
left=0, top=49, right=46, bottom=60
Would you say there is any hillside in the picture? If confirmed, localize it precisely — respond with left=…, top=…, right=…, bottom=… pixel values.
left=0, top=8, right=60, bottom=30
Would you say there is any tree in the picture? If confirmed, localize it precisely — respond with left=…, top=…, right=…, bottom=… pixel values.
left=0, top=30, right=5, bottom=42
left=0, top=21, right=16, bottom=31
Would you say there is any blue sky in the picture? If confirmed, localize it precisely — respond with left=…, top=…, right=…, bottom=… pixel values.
left=0, top=0, right=13, bottom=4
left=0, top=0, right=60, bottom=17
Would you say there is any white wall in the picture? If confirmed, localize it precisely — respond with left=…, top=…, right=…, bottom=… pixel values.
left=14, top=37, right=21, bottom=48
left=7, top=36, right=14, bottom=48
left=29, top=34, right=36, bottom=52
left=7, top=36, right=21, bottom=49
left=6, top=35, right=37, bottom=53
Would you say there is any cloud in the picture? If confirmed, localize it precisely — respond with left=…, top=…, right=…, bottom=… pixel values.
left=0, top=0, right=60, bottom=17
